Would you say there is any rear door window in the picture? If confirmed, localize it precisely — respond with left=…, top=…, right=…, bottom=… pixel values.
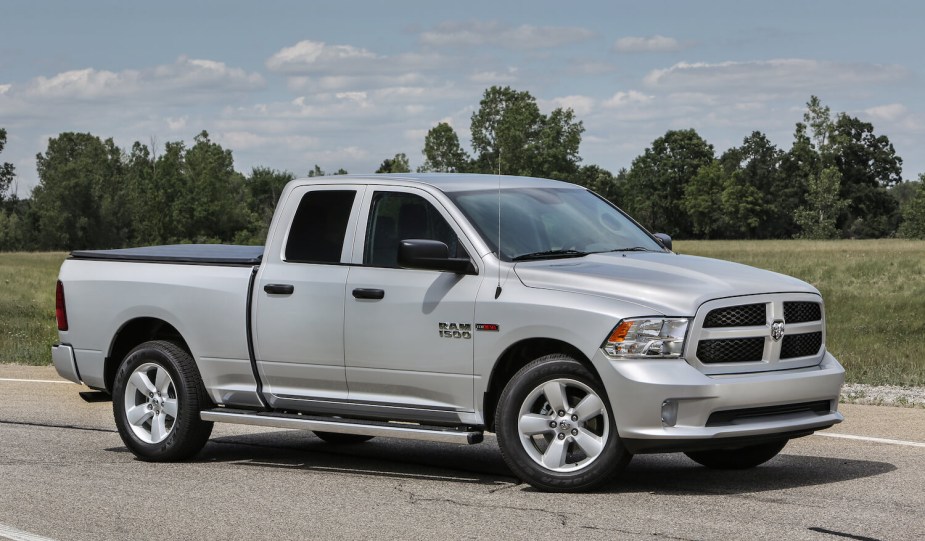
left=285, top=190, right=357, bottom=263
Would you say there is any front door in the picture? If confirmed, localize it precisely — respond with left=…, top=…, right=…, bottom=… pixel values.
left=344, top=187, right=482, bottom=415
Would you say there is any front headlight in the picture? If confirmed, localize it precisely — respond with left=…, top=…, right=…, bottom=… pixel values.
left=602, top=318, right=689, bottom=359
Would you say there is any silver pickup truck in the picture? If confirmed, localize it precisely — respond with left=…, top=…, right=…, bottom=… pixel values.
left=52, top=173, right=844, bottom=492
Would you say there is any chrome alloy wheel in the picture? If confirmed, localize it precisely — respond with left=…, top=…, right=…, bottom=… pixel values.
left=123, top=362, right=178, bottom=444
left=517, top=378, right=610, bottom=473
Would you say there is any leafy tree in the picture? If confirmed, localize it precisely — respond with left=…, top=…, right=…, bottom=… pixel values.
left=419, top=122, right=469, bottom=173
left=307, top=164, right=326, bottom=177
left=533, top=107, right=584, bottom=180
left=830, top=113, right=902, bottom=237
left=0, top=128, right=14, bottom=203
left=570, top=164, right=618, bottom=202
left=180, top=131, right=249, bottom=243
left=470, top=86, right=543, bottom=176
left=681, top=156, right=765, bottom=240
left=375, top=153, right=411, bottom=173
left=240, top=167, right=295, bottom=243
left=682, top=161, right=728, bottom=239
left=898, top=175, right=925, bottom=238
left=469, top=86, right=584, bottom=180
left=123, top=141, right=161, bottom=245
left=776, top=123, right=817, bottom=238
left=333, top=168, right=349, bottom=175
left=803, top=95, right=835, bottom=150
left=794, top=96, right=902, bottom=237
left=620, top=129, right=715, bottom=237
left=31, top=132, right=127, bottom=250
left=794, top=166, right=849, bottom=239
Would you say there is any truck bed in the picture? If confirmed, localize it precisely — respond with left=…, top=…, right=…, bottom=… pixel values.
left=70, top=244, right=263, bottom=266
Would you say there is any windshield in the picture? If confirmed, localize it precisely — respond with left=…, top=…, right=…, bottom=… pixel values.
left=448, top=187, right=664, bottom=261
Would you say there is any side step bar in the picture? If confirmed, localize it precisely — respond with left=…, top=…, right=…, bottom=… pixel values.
left=201, top=408, right=484, bottom=445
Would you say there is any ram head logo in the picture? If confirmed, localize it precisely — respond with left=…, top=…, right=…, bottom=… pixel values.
left=770, top=320, right=785, bottom=342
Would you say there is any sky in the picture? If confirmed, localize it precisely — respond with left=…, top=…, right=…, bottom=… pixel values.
left=1, top=0, right=924, bottom=197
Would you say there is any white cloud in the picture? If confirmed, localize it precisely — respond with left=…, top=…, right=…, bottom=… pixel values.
left=603, top=90, right=654, bottom=108
left=540, top=95, right=595, bottom=116
left=22, top=56, right=263, bottom=101
left=614, top=35, right=684, bottom=53
left=864, top=103, right=908, bottom=122
left=166, top=116, right=188, bottom=131
left=0, top=84, right=12, bottom=94
left=420, top=21, right=593, bottom=49
left=470, top=68, right=518, bottom=84
left=29, top=68, right=132, bottom=99
left=266, top=40, right=377, bottom=73
left=644, top=59, right=908, bottom=91
left=217, top=131, right=320, bottom=152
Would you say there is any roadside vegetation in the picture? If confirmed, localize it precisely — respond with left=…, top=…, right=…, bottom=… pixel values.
left=0, top=252, right=66, bottom=365
left=3, top=242, right=923, bottom=388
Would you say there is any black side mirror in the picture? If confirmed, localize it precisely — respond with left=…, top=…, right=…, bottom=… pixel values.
left=653, top=233, right=673, bottom=251
left=398, top=239, right=475, bottom=274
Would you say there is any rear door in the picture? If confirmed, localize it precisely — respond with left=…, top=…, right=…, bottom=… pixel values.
left=344, top=186, right=482, bottom=415
left=253, top=184, right=365, bottom=405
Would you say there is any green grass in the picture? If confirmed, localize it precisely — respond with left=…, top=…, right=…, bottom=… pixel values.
left=0, top=252, right=67, bottom=365
left=675, top=240, right=925, bottom=387
left=3, top=242, right=924, bottom=387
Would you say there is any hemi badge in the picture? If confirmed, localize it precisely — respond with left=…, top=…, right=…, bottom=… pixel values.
left=476, top=323, right=500, bottom=332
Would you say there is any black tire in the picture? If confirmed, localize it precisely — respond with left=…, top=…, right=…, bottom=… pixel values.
left=495, top=354, right=631, bottom=492
left=313, top=431, right=374, bottom=444
left=684, top=439, right=788, bottom=470
left=113, top=340, right=213, bottom=461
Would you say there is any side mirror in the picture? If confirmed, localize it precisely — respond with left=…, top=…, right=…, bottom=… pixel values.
left=653, top=233, right=673, bottom=251
left=398, top=239, right=475, bottom=274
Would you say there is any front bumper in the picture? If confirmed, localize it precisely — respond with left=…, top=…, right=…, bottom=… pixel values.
left=593, top=350, right=845, bottom=453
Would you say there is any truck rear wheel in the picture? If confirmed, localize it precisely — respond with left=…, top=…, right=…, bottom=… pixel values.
left=113, top=340, right=213, bottom=461
left=495, top=354, right=630, bottom=492
left=684, top=439, right=788, bottom=469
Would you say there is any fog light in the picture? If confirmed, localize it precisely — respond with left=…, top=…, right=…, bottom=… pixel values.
left=661, top=400, right=678, bottom=427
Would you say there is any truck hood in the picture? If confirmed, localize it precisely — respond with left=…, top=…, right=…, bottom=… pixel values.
left=513, top=252, right=819, bottom=316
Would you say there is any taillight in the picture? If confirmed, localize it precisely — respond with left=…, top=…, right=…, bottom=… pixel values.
left=55, top=280, right=68, bottom=331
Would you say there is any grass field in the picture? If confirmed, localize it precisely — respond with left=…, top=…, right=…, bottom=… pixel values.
left=0, top=252, right=67, bottom=366
left=2, top=241, right=924, bottom=386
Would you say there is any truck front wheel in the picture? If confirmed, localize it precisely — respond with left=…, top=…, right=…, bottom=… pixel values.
left=495, top=354, right=630, bottom=492
left=112, top=340, right=213, bottom=461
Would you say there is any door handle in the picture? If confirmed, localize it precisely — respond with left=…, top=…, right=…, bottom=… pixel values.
left=264, top=283, right=295, bottom=295
left=352, top=288, right=385, bottom=300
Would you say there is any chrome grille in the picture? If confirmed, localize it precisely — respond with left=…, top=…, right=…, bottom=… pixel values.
left=784, top=302, right=822, bottom=324
left=687, top=294, right=826, bottom=375
left=781, top=332, right=823, bottom=359
left=703, top=303, right=766, bottom=328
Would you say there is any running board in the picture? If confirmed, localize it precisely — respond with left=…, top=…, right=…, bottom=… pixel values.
left=200, top=409, right=484, bottom=445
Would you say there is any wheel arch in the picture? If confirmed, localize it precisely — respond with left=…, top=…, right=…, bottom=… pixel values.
left=105, top=318, right=192, bottom=393
left=482, top=337, right=603, bottom=432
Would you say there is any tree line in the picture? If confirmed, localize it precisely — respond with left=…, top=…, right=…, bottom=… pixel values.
left=1, top=88, right=924, bottom=251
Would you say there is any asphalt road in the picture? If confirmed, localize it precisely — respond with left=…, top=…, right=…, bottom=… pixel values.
left=1, top=365, right=923, bottom=541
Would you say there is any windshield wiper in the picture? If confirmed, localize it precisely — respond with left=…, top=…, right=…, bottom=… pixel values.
left=593, top=246, right=657, bottom=254
left=512, top=249, right=589, bottom=261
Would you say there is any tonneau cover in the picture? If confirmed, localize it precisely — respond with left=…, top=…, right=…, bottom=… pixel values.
left=70, top=244, right=263, bottom=265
